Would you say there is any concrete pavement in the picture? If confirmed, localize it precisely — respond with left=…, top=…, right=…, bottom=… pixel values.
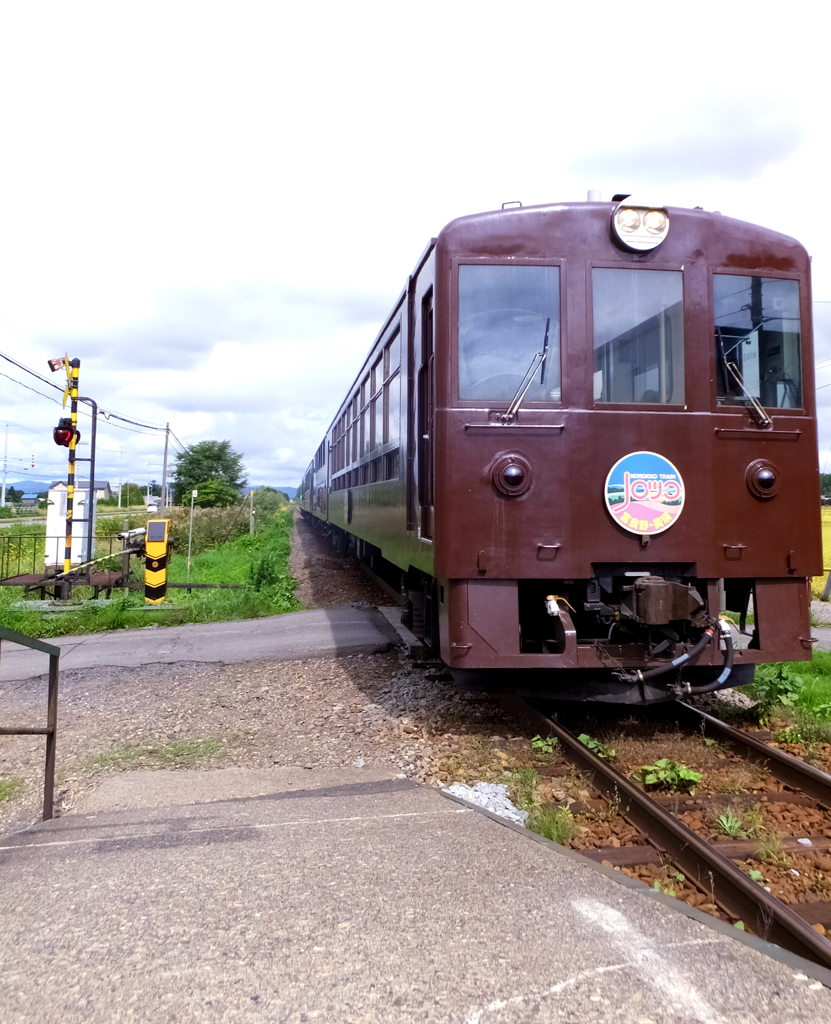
left=1, top=767, right=830, bottom=1023
left=0, top=607, right=399, bottom=682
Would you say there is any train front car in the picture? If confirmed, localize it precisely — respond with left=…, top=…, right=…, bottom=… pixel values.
left=433, top=200, right=821, bottom=703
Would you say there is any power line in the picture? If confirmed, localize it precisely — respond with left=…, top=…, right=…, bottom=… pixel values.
left=0, top=371, right=63, bottom=406
left=0, top=350, right=169, bottom=432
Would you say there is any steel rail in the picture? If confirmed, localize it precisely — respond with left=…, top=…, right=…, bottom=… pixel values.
left=502, top=695, right=831, bottom=970
left=676, top=702, right=831, bottom=808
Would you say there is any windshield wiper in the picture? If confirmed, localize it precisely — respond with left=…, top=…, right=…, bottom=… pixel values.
left=501, top=318, right=550, bottom=424
left=716, top=327, right=771, bottom=428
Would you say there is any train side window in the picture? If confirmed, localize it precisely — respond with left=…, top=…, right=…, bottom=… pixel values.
left=384, top=330, right=401, bottom=444
left=593, top=269, right=684, bottom=405
left=458, top=265, right=561, bottom=402
left=714, top=275, right=802, bottom=409
left=360, top=375, right=371, bottom=454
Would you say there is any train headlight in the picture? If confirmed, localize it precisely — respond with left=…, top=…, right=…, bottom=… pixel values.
left=615, top=208, right=641, bottom=234
left=643, top=210, right=668, bottom=235
left=746, top=459, right=780, bottom=500
left=611, top=200, right=670, bottom=252
left=492, top=454, right=532, bottom=497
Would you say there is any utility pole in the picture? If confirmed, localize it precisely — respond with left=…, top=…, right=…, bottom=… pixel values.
left=249, top=489, right=255, bottom=534
left=1, top=424, right=8, bottom=508
left=160, top=422, right=170, bottom=513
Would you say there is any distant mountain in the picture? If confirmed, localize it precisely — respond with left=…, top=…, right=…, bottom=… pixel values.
left=7, top=479, right=52, bottom=494
left=250, top=484, right=297, bottom=499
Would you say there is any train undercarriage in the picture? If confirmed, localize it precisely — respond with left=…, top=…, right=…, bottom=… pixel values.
left=317, top=518, right=764, bottom=705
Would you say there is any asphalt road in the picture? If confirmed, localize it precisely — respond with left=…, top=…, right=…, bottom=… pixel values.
left=0, top=607, right=399, bottom=682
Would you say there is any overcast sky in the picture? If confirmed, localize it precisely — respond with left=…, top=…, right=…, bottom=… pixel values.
left=1, top=1, right=830, bottom=492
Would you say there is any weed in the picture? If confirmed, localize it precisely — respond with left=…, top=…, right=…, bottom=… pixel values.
left=749, top=664, right=803, bottom=721
left=714, top=809, right=748, bottom=837
left=500, top=766, right=539, bottom=813
left=652, top=871, right=686, bottom=897
left=775, top=726, right=804, bottom=745
left=530, top=734, right=557, bottom=755
left=584, top=793, right=623, bottom=823
left=631, top=759, right=702, bottom=795
left=528, top=804, right=579, bottom=845
left=742, top=806, right=765, bottom=837
left=0, top=777, right=24, bottom=803
left=709, top=776, right=748, bottom=795
left=756, top=832, right=792, bottom=869
left=578, top=733, right=616, bottom=760
left=748, top=869, right=766, bottom=884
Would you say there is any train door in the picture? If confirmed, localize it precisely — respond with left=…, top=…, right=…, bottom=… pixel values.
left=416, top=288, right=435, bottom=540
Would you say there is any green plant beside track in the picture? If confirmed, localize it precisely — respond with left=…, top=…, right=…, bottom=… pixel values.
left=744, top=654, right=831, bottom=741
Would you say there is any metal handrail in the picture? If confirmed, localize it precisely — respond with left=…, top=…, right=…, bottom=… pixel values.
left=0, top=627, right=61, bottom=820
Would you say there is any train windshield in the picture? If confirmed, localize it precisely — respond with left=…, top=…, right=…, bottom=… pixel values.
left=593, top=269, right=684, bottom=405
left=458, top=265, right=560, bottom=402
left=714, top=275, right=802, bottom=409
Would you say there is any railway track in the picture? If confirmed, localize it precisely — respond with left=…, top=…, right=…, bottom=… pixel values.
left=503, top=695, right=831, bottom=971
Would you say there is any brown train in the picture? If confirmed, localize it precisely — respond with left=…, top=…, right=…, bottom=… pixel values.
left=298, top=196, right=822, bottom=703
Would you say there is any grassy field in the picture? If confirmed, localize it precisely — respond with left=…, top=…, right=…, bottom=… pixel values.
left=0, top=505, right=300, bottom=638
left=811, top=506, right=831, bottom=597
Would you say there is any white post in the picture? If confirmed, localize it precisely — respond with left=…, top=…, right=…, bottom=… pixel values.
left=187, top=489, right=197, bottom=589
left=249, top=489, right=255, bottom=534
left=160, top=423, right=170, bottom=513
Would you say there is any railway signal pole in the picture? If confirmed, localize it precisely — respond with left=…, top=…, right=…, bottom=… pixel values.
left=48, top=357, right=81, bottom=587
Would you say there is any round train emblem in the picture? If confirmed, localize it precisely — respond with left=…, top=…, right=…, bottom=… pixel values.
left=604, top=451, right=685, bottom=536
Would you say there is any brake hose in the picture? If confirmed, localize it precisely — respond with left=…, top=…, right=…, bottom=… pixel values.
left=683, top=620, right=735, bottom=694
left=622, top=619, right=734, bottom=693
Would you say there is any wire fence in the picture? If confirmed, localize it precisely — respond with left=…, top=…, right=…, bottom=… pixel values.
left=0, top=533, right=127, bottom=580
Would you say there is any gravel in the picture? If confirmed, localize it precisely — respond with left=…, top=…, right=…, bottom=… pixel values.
left=0, top=513, right=511, bottom=836
left=444, top=781, right=528, bottom=825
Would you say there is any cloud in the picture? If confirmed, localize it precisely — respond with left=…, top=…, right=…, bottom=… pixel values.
left=31, top=282, right=392, bottom=372
left=566, top=98, right=805, bottom=187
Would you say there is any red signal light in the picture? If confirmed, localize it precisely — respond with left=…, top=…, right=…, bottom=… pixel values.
left=53, top=417, right=79, bottom=447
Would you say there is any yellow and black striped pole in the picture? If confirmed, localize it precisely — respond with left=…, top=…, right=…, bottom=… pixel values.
left=64, top=358, right=81, bottom=577
left=145, top=518, right=171, bottom=603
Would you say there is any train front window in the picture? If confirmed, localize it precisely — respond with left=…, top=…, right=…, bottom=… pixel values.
left=593, top=269, right=684, bottom=404
left=714, top=275, right=802, bottom=409
left=458, top=265, right=560, bottom=402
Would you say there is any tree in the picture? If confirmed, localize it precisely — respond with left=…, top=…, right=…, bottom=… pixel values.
left=253, top=487, right=288, bottom=523
left=6, top=487, right=23, bottom=504
left=172, top=440, right=246, bottom=505
left=191, top=479, right=240, bottom=508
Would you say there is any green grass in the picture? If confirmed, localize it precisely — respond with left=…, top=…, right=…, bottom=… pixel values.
left=748, top=654, right=831, bottom=726
left=0, top=506, right=300, bottom=637
left=500, top=766, right=539, bottom=812
left=528, top=804, right=579, bottom=844
left=0, top=778, right=24, bottom=803
left=87, top=737, right=225, bottom=772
